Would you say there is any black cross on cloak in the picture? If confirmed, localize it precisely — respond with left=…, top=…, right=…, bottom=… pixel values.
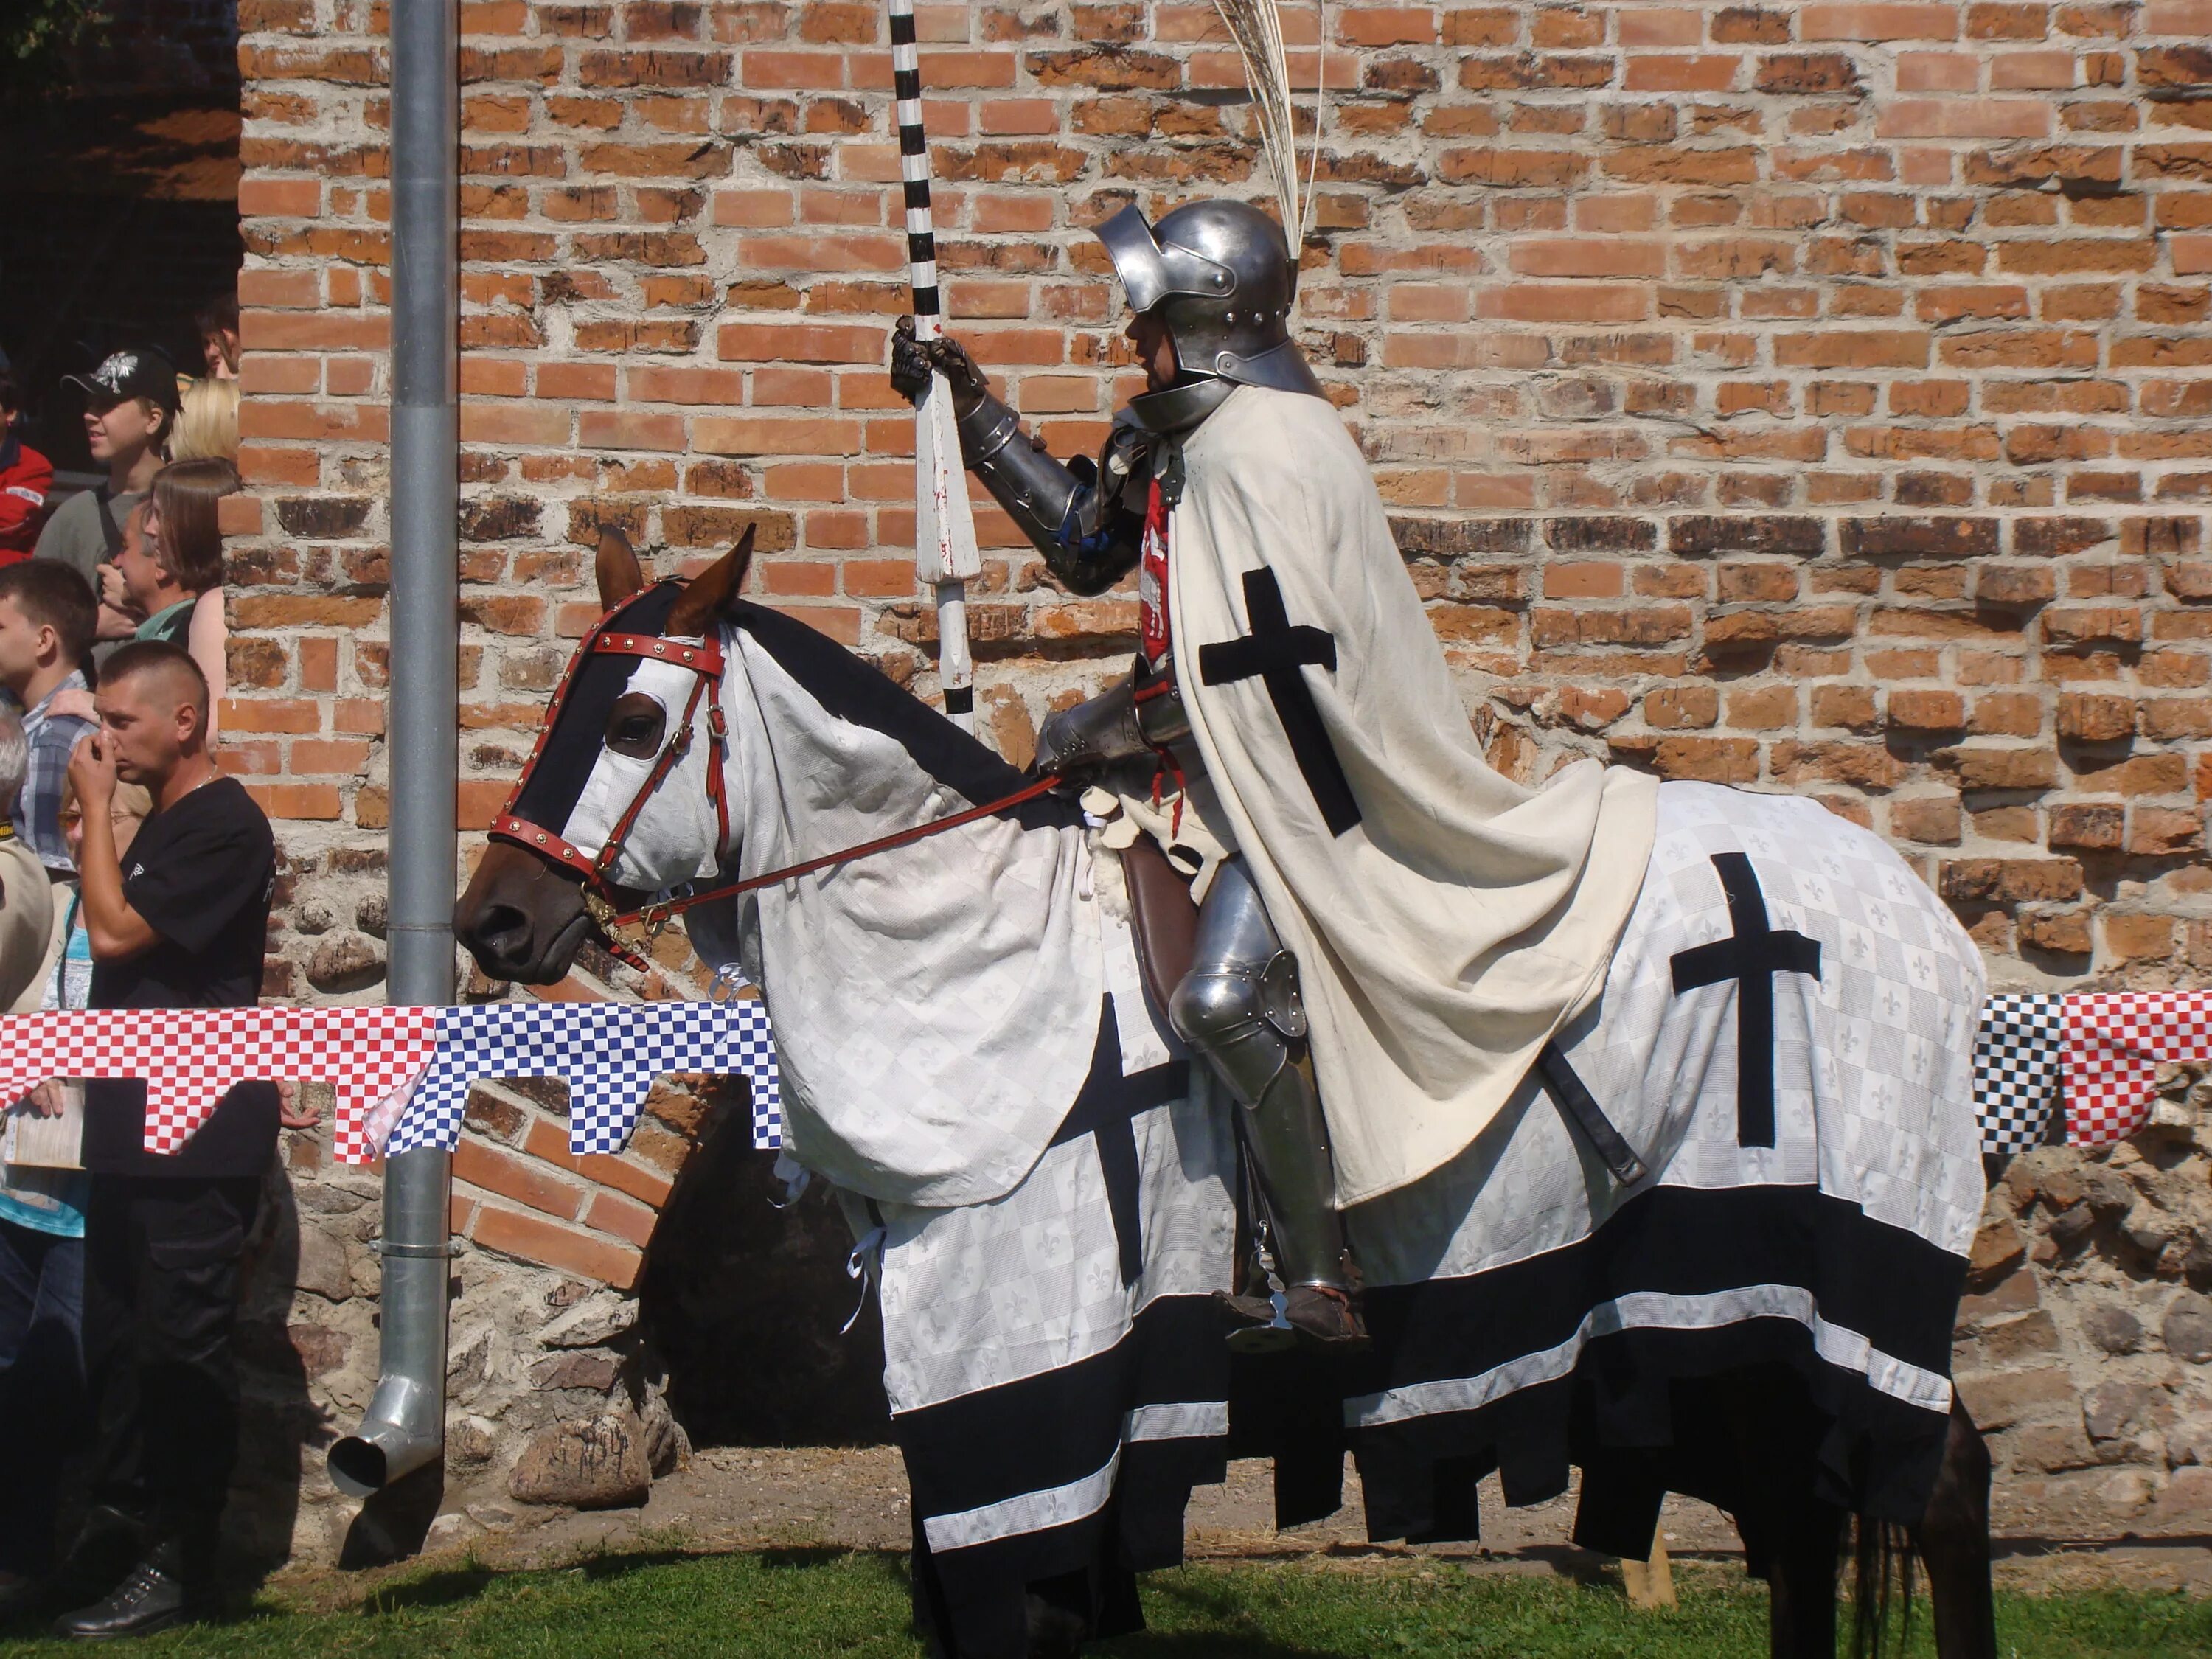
left=1197, top=568, right=1362, bottom=837
left=1669, top=852, right=1821, bottom=1148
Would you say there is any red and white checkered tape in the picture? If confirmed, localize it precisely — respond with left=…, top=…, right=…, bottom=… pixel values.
left=0, top=1006, right=436, bottom=1156
left=2062, top=989, right=2212, bottom=1148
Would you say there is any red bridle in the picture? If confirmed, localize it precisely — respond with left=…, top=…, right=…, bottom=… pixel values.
left=490, top=599, right=733, bottom=969
left=492, top=594, right=1061, bottom=971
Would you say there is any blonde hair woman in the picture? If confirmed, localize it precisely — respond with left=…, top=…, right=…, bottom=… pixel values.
left=74, top=458, right=239, bottom=739
left=169, top=377, right=239, bottom=465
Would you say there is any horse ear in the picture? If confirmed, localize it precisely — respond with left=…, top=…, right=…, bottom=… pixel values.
left=667, top=524, right=757, bottom=639
left=595, top=528, right=645, bottom=612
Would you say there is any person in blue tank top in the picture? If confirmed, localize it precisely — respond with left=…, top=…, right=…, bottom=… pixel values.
left=0, top=776, right=109, bottom=1617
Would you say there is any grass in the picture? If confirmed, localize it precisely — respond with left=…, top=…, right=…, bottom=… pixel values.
left=0, top=1551, right=2205, bottom=1658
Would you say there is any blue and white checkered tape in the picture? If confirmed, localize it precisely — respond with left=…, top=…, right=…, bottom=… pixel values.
left=384, top=999, right=781, bottom=1157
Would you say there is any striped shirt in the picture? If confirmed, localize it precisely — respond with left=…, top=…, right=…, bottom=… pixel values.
left=9, top=669, right=94, bottom=874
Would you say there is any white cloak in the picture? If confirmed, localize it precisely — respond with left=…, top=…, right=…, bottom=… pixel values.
left=1166, top=385, right=1659, bottom=1206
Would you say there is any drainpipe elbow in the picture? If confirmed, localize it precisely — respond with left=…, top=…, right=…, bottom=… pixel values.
left=329, top=1369, right=445, bottom=1497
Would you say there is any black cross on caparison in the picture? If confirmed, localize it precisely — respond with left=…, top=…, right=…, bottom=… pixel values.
left=1669, top=852, right=1821, bottom=1147
left=1197, top=568, right=1361, bottom=836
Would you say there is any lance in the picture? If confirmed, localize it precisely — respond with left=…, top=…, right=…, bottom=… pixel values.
left=889, top=0, right=981, bottom=732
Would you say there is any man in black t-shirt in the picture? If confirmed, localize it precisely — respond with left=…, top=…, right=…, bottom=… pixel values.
left=51, top=642, right=276, bottom=1638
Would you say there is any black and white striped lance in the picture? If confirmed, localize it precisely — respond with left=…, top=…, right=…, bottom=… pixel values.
left=887, top=0, right=939, bottom=326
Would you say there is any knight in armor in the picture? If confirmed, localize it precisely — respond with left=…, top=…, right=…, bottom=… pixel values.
left=891, top=201, right=1658, bottom=1351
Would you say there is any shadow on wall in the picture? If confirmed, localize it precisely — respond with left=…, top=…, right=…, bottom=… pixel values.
left=0, top=96, right=242, bottom=470
left=639, top=1102, right=890, bottom=1449
left=226, top=1148, right=323, bottom=1587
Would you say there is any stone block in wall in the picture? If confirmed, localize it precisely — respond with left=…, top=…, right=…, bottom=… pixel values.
left=509, top=1414, right=652, bottom=1510
left=2164, top=1292, right=2212, bottom=1364
left=1957, top=1366, right=2078, bottom=1433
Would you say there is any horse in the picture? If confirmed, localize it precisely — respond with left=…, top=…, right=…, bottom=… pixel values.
left=457, top=528, right=2000, bottom=1659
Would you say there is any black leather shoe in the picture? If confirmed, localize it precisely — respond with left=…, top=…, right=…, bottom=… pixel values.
left=52, top=1556, right=190, bottom=1641
left=53, top=1507, right=145, bottom=1610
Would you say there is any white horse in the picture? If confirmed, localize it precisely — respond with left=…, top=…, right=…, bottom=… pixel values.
left=459, top=530, right=2000, bottom=1659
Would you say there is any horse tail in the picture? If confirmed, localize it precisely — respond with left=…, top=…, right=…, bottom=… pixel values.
left=1848, top=1514, right=1916, bottom=1659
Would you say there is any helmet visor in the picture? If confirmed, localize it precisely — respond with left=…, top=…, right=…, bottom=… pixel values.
left=1095, top=204, right=1234, bottom=316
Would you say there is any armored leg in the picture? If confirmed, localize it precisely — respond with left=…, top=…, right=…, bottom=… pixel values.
left=1169, top=858, right=1364, bottom=1348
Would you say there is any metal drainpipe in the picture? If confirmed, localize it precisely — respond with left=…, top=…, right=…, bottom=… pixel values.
left=327, top=0, right=459, bottom=1501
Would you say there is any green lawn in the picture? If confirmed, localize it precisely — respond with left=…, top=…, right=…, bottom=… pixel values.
left=0, top=1551, right=2205, bottom=1658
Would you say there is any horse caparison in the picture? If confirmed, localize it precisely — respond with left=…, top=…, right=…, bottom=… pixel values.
left=456, top=527, right=1999, bottom=1659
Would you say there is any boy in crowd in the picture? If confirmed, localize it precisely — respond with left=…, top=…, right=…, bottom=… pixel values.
left=34, top=352, right=178, bottom=591
left=0, top=363, right=53, bottom=560
left=0, top=712, right=53, bottom=1007
left=0, top=561, right=99, bottom=875
left=52, top=644, right=276, bottom=1638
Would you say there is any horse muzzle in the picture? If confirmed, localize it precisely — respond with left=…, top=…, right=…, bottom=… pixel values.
left=456, top=841, right=597, bottom=985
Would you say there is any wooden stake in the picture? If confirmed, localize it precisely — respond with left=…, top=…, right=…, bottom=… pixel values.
left=1621, top=1534, right=1677, bottom=1610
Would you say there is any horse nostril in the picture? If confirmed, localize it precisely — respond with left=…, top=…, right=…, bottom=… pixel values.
left=470, top=903, right=535, bottom=964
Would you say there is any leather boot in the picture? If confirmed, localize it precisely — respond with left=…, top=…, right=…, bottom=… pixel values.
left=53, top=1538, right=195, bottom=1641
left=52, top=1506, right=145, bottom=1613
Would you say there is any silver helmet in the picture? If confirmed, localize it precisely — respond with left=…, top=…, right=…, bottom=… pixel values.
left=1095, top=199, right=1323, bottom=431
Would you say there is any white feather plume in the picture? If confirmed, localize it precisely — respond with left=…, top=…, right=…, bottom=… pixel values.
left=1210, top=0, right=1322, bottom=267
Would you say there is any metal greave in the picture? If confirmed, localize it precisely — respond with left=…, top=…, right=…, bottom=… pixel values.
left=1167, top=858, right=1353, bottom=1293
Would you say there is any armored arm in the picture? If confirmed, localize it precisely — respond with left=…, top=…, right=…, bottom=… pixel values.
left=956, top=397, right=1150, bottom=597
left=891, top=319, right=1147, bottom=597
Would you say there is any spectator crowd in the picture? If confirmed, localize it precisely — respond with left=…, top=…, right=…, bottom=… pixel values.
left=0, top=297, right=301, bottom=1640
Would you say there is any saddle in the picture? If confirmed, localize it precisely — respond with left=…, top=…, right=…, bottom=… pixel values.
left=1119, top=834, right=1200, bottom=1018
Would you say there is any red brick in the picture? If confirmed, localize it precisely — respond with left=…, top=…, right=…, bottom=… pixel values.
left=578, top=409, right=687, bottom=451
left=1625, top=54, right=1743, bottom=91
left=1508, top=239, right=1669, bottom=278
left=583, top=1189, right=660, bottom=1248
left=239, top=177, right=323, bottom=217
left=240, top=782, right=344, bottom=821
left=1940, top=858, right=2084, bottom=902
left=1801, top=4, right=1961, bottom=38
left=2104, top=913, right=2176, bottom=961
left=1877, top=100, right=2052, bottom=139
left=454, top=1138, right=586, bottom=1221
left=468, top=1202, right=642, bottom=1289
left=627, top=366, right=746, bottom=404
left=717, top=321, right=885, bottom=362
left=693, top=415, right=865, bottom=455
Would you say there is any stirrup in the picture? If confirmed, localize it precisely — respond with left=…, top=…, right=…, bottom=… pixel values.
left=1216, top=1284, right=1368, bottom=1353
left=1216, top=1289, right=1299, bottom=1354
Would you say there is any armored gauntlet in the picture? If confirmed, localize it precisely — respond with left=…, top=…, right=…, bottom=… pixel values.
left=1034, top=658, right=1190, bottom=781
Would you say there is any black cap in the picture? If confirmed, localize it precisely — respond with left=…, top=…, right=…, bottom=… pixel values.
left=63, top=348, right=182, bottom=412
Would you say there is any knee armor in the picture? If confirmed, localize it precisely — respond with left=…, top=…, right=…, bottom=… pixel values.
left=1169, top=949, right=1306, bottom=1110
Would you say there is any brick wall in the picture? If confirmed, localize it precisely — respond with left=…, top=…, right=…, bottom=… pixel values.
left=226, top=0, right=2212, bottom=1545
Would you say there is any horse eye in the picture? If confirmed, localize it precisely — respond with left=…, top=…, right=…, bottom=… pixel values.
left=605, top=700, right=666, bottom=759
